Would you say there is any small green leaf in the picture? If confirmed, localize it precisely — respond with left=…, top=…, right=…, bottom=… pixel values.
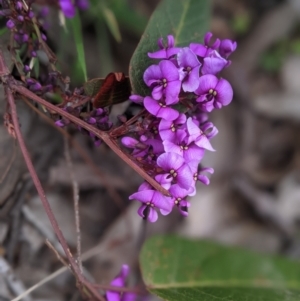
left=84, top=78, right=103, bottom=96
left=140, top=236, right=300, bottom=301
left=68, top=13, right=87, bottom=81
left=129, top=0, right=210, bottom=96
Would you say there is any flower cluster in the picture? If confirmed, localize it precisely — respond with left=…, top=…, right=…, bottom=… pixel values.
left=123, top=33, right=236, bottom=222
left=55, top=106, right=112, bottom=146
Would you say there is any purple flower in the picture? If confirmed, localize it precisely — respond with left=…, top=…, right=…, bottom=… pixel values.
left=197, top=167, right=214, bottom=185
left=148, top=35, right=181, bottom=59
left=143, top=60, right=181, bottom=105
left=129, top=94, right=144, bottom=104
left=201, top=49, right=228, bottom=75
left=144, top=96, right=179, bottom=121
left=195, top=74, right=233, bottom=112
left=177, top=47, right=201, bottom=92
left=219, top=39, right=237, bottom=58
left=186, top=118, right=215, bottom=151
left=159, top=113, right=187, bottom=142
left=106, top=265, right=136, bottom=301
left=169, top=185, right=190, bottom=217
left=156, top=152, right=194, bottom=190
left=129, top=183, right=172, bottom=222
left=163, top=130, right=205, bottom=163
left=190, top=32, right=220, bottom=57
left=59, top=0, right=76, bottom=18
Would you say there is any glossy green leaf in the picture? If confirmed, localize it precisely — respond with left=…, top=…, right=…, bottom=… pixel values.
left=140, top=236, right=300, bottom=301
left=129, top=0, right=210, bottom=96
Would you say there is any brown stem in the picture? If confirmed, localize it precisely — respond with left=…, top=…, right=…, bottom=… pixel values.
left=11, top=84, right=169, bottom=196
left=5, top=86, right=105, bottom=301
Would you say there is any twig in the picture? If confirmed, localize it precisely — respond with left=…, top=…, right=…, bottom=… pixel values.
left=22, top=97, right=126, bottom=209
left=5, top=86, right=105, bottom=301
left=64, top=137, right=82, bottom=272
left=11, top=84, right=169, bottom=196
left=45, top=239, right=69, bottom=267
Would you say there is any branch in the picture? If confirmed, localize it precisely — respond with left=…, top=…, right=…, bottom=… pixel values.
left=5, top=86, right=105, bottom=301
left=10, top=84, right=169, bottom=196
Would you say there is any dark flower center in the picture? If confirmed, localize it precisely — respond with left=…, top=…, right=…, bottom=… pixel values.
left=162, top=78, right=167, bottom=87
left=159, top=102, right=166, bottom=108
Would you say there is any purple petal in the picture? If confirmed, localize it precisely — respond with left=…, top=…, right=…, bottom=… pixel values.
left=152, top=192, right=173, bottom=212
left=215, top=78, right=233, bottom=106
left=202, top=55, right=227, bottom=75
left=177, top=164, right=193, bottom=189
left=143, top=64, right=162, bottom=86
left=167, top=35, right=175, bottom=47
left=160, top=60, right=179, bottom=81
left=129, top=190, right=154, bottom=203
left=147, top=207, right=158, bottom=222
left=190, top=43, right=207, bottom=57
left=163, top=140, right=182, bottom=155
left=157, top=152, right=185, bottom=171
left=186, top=117, right=201, bottom=143
left=59, top=0, right=76, bottom=18
left=177, top=47, right=201, bottom=68
left=182, top=66, right=200, bottom=92
left=219, top=39, right=237, bottom=58
left=121, top=137, right=138, bottom=148
left=152, top=85, right=164, bottom=100
left=195, top=74, right=218, bottom=95
left=138, top=182, right=152, bottom=191
left=183, top=145, right=205, bottom=162
left=178, top=200, right=190, bottom=217
left=204, top=32, right=213, bottom=45
left=148, top=49, right=168, bottom=59
left=129, top=94, right=144, bottom=104
left=164, top=81, right=181, bottom=105
left=155, top=174, right=172, bottom=190
left=169, top=184, right=188, bottom=198
left=144, top=97, right=179, bottom=120
left=166, top=47, right=181, bottom=58
left=194, top=135, right=215, bottom=151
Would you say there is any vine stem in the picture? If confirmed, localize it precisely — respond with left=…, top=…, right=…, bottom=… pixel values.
left=5, top=86, right=105, bottom=301
left=10, top=84, right=170, bottom=196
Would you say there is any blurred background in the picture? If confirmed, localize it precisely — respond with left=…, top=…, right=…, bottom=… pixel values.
left=1, top=0, right=300, bottom=300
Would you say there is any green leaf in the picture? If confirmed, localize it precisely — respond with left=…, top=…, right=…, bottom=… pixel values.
left=84, top=77, right=103, bottom=96
left=140, top=236, right=300, bottom=301
left=129, top=0, right=210, bottom=96
left=68, top=13, right=87, bottom=81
